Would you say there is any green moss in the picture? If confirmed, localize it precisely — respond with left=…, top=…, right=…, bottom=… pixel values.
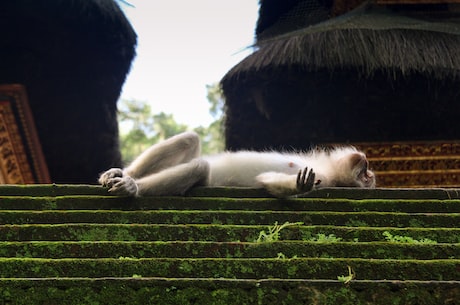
left=0, top=184, right=108, bottom=197
left=345, top=219, right=369, bottom=227
left=0, top=185, right=459, bottom=304
left=305, top=233, right=343, bottom=243
left=0, top=278, right=458, bottom=305
left=383, top=231, right=438, bottom=244
left=0, top=258, right=458, bottom=280
left=298, top=226, right=460, bottom=243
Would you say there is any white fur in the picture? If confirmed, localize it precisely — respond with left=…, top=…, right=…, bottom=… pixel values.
left=99, top=132, right=375, bottom=197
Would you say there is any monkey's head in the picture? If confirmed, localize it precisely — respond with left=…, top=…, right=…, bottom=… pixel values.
left=334, top=150, right=376, bottom=188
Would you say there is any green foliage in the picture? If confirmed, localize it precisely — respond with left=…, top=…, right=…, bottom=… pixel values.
left=118, top=83, right=225, bottom=164
left=194, top=119, right=224, bottom=156
left=276, top=252, right=298, bottom=260
left=194, top=83, right=225, bottom=154
left=337, top=265, right=355, bottom=284
left=306, top=233, right=342, bottom=243
left=255, top=221, right=303, bottom=243
left=276, top=252, right=287, bottom=259
left=383, top=231, right=438, bottom=244
left=118, top=99, right=188, bottom=164
left=206, top=83, right=225, bottom=120
left=345, top=219, right=368, bottom=227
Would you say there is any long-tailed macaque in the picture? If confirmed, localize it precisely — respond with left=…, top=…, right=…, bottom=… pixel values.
left=99, top=132, right=375, bottom=197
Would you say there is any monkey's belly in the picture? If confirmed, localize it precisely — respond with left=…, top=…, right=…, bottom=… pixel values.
left=204, top=151, right=302, bottom=187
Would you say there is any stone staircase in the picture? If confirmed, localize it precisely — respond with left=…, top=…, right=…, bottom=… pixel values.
left=0, top=185, right=459, bottom=304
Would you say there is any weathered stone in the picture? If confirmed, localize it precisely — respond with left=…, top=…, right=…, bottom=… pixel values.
left=0, top=184, right=458, bottom=304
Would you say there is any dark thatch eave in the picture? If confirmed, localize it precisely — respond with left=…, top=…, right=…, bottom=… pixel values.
left=222, top=3, right=460, bottom=85
left=255, top=0, right=331, bottom=37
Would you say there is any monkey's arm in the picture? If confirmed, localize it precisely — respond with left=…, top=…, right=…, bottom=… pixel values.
left=256, top=167, right=317, bottom=198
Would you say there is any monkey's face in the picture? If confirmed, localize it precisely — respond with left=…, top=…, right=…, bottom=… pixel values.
left=355, top=157, right=375, bottom=188
left=337, top=152, right=376, bottom=188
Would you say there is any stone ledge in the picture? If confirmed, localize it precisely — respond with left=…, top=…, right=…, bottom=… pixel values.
left=0, top=241, right=458, bottom=260
left=1, top=224, right=458, bottom=243
left=0, top=257, right=458, bottom=280
left=0, top=277, right=459, bottom=305
left=0, top=209, right=458, bottom=227
left=0, top=184, right=459, bottom=199
left=188, top=186, right=460, bottom=200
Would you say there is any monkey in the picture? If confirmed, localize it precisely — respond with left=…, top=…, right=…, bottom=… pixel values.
left=99, top=131, right=376, bottom=198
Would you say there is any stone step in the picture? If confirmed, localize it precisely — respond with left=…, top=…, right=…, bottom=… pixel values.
left=1, top=195, right=460, bottom=213
left=0, top=241, right=458, bottom=260
left=0, top=184, right=108, bottom=197
left=0, top=257, right=458, bottom=280
left=2, top=184, right=460, bottom=200
left=0, top=185, right=458, bottom=304
left=1, top=277, right=458, bottom=305
left=1, top=224, right=458, bottom=243
left=0, top=210, right=457, bottom=227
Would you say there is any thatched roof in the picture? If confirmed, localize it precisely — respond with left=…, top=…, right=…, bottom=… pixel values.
left=0, top=0, right=137, bottom=183
left=223, top=1, right=460, bottom=82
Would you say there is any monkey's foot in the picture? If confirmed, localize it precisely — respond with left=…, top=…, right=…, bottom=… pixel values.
left=98, top=168, right=124, bottom=186
left=106, top=176, right=138, bottom=196
left=296, top=167, right=317, bottom=194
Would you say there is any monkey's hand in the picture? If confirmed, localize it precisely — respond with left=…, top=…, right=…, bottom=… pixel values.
left=296, top=167, right=317, bottom=194
left=105, top=176, right=139, bottom=196
left=257, top=168, right=318, bottom=198
left=99, top=168, right=124, bottom=186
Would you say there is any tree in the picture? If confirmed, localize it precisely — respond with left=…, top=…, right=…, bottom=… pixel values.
left=118, top=83, right=225, bottom=164
left=195, top=83, right=225, bottom=154
left=118, top=99, right=188, bottom=163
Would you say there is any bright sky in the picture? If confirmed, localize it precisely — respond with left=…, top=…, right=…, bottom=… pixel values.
left=120, top=1, right=260, bottom=128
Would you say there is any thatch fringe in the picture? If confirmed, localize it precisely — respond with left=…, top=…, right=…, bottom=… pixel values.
left=223, top=6, right=460, bottom=81
left=244, top=29, right=460, bottom=77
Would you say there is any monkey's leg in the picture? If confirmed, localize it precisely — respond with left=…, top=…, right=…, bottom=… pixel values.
left=99, top=131, right=201, bottom=187
left=99, top=168, right=124, bottom=187
left=125, top=131, right=202, bottom=179
left=108, top=158, right=210, bottom=196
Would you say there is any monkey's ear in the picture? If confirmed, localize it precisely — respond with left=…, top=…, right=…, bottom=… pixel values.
left=348, top=152, right=367, bottom=169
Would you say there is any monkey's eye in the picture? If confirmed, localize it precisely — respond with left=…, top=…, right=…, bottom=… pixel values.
left=360, top=161, right=369, bottom=174
left=358, top=165, right=368, bottom=179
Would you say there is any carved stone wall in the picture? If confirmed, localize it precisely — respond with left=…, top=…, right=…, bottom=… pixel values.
left=355, top=141, right=460, bottom=188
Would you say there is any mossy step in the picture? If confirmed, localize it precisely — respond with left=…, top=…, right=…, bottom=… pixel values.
left=1, top=278, right=458, bottom=305
left=0, top=184, right=108, bottom=197
left=1, top=224, right=459, bottom=243
left=2, top=184, right=460, bottom=200
left=0, top=241, right=458, bottom=260
left=1, top=196, right=460, bottom=213
left=190, top=186, right=460, bottom=200
left=0, top=210, right=458, bottom=227
left=0, top=257, right=458, bottom=280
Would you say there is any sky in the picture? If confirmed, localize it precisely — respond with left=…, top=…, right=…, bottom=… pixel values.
left=119, top=1, right=260, bottom=128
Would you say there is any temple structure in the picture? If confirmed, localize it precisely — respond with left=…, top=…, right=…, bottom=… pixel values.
left=221, top=0, right=460, bottom=187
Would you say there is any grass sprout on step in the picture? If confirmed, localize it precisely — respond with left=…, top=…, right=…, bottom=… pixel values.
left=307, top=233, right=342, bottom=243
left=276, top=252, right=298, bottom=260
left=337, top=265, right=355, bottom=284
left=383, top=231, right=438, bottom=244
left=119, top=256, right=137, bottom=260
left=256, top=221, right=303, bottom=243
